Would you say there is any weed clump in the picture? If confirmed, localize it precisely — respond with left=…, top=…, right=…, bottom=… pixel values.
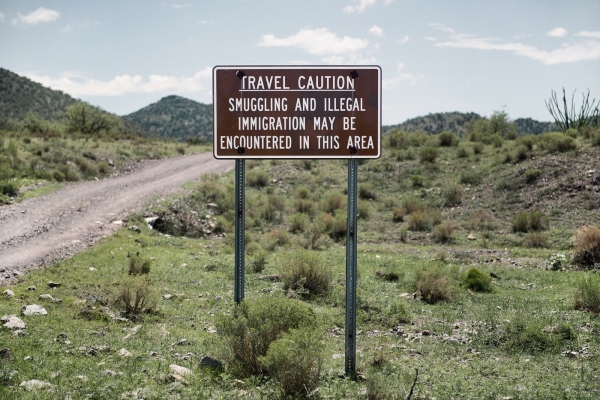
left=419, top=146, right=438, bottom=163
left=280, top=251, right=331, bottom=298
left=128, top=256, right=151, bottom=275
left=250, top=250, right=268, bottom=273
left=359, top=183, right=377, bottom=200
left=378, top=301, right=411, bottom=327
left=114, top=277, right=156, bottom=321
left=433, top=221, right=455, bottom=243
left=215, top=297, right=316, bottom=376
left=512, top=209, right=547, bottom=233
left=464, top=268, right=493, bottom=293
left=574, top=274, right=600, bottom=314
left=441, top=183, right=464, bottom=207
left=498, top=316, right=571, bottom=354
left=414, top=265, right=454, bottom=304
left=572, top=225, right=600, bottom=267
left=258, top=327, right=325, bottom=398
left=247, top=169, right=269, bottom=187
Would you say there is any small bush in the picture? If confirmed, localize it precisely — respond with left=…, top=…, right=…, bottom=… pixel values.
left=524, top=168, right=542, bottom=183
left=469, top=209, right=498, bottom=231
left=572, top=225, right=600, bottom=267
left=289, top=212, right=309, bottom=233
left=295, top=186, right=310, bottom=199
left=268, top=228, right=290, bottom=247
left=407, top=210, right=430, bottom=231
left=357, top=201, right=370, bottom=220
left=433, top=221, right=455, bottom=243
left=442, top=183, right=464, bottom=207
left=574, top=274, right=600, bottom=313
left=215, top=297, right=316, bottom=376
left=459, top=170, right=482, bottom=185
left=258, top=328, right=325, bottom=397
left=472, top=142, right=484, bottom=154
left=247, top=170, right=269, bottom=187
left=411, top=174, right=425, bottom=188
left=438, top=131, right=457, bottom=147
left=464, top=268, right=493, bottom=292
left=128, top=256, right=151, bottom=275
left=402, top=196, right=427, bottom=214
left=359, top=183, right=376, bottom=200
left=419, top=146, right=438, bottom=163
left=281, top=251, right=331, bottom=298
left=512, top=211, right=529, bottom=233
left=294, top=198, right=315, bottom=216
left=114, top=277, right=156, bottom=321
left=250, top=250, right=268, bottom=273
left=538, top=132, right=576, bottom=153
left=524, top=232, right=549, bottom=248
left=414, top=266, right=453, bottom=304
left=529, top=209, right=546, bottom=231
left=456, top=146, right=470, bottom=158
left=323, top=192, right=344, bottom=213
left=392, top=207, right=405, bottom=222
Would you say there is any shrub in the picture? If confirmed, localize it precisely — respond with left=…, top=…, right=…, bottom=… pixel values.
left=442, top=183, right=464, bottom=207
left=419, top=146, right=438, bottom=163
left=289, top=212, right=309, bottom=233
left=528, top=209, right=546, bottom=231
left=258, top=328, right=325, bottom=397
left=438, top=131, right=457, bottom=146
left=250, top=250, right=268, bottom=273
left=216, top=297, right=316, bottom=376
left=357, top=201, right=370, bottom=220
left=574, top=274, right=600, bottom=313
left=512, top=211, right=529, bottom=233
left=359, top=183, right=376, bottom=200
left=402, top=196, right=427, bottom=214
left=538, top=132, right=576, bottom=153
left=572, top=226, right=600, bottom=267
left=294, top=198, right=315, bottom=216
left=407, top=210, right=430, bottom=231
left=414, top=266, right=453, bottom=304
left=524, top=168, right=542, bottom=183
left=176, top=145, right=186, bottom=155
left=456, top=146, right=470, bottom=158
left=281, top=251, right=331, bottom=298
left=519, top=135, right=535, bottom=151
left=392, top=207, right=405, bottom=222
left=524, top=232, right=549, bottom=248
left=433, top=221, right=455, bottom=243
left=469, top=209, right=498, bottom=231
left=323, top=192, right=344, bottom=213
left=511, top=144, right=530, bottom=162
left=128, top=256, right=151, bottom=275
left=459, top=170, right=482, bottom=185
left=247, top=170, right=269, bottom=187
left=268, top=228, right=290, bottom=247
left=295, top=186, right=310, bottom=199
left=114, top=277, right=156, bottom=321
left=411, top=174, right=425, bottom=188
left=473, top=142, right=484, bottom=154
left=53, top=169, right=65, bottom=182
left=464, top=268, right=493, bottom=292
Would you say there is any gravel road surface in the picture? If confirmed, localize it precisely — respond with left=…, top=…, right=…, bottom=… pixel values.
left=0, top=153, right=234, bottom=286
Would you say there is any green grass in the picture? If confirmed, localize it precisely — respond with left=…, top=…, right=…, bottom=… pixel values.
left=2, top=129, right=600, bottom=398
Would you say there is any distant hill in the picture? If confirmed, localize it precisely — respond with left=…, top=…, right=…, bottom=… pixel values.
left=383, top=112, right=482, bottom=137
left=0, top=67, right=78, bottom=122
left=124, top=95, right=213, bottom=142
left=383, top=112, right=557, bottom=137
left=513, top=118, right=557, bottom=135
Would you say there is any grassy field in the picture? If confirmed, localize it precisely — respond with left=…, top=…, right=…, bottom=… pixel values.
left=1, top=128, right=600, bottom=399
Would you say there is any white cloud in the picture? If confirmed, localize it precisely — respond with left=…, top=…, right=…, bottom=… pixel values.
left=577, top=30, right=600, bottom=39
left=24, top=68, right=213, bottom=97
left=433, top=25, right=600, bottom=65
left=383, top=63, right=423, bottom=89
left=369, top=25, right=384, bottom=37
left=398, top=35, right=409, bottom=45
left=423, top=36, right=438, bottom=42
left=343, top=0, right=376, bottom=13
left=257, top=27, right=370, bottom=63
left=172, top=4, right=191, bottom=9
left=384, top=0, right=395, bottom=4
left=428, top=22, right=455, bottom=34
left=12, top=7, right=60, bottom=26
left=547, top=27, right=568, bottom=37
left=0, top=12, right=5, bottom=22
left=197, top=20, right=213, bottom=25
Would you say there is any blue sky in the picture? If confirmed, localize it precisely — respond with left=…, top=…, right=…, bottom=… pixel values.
left=1, top=0, right=599, bottom=125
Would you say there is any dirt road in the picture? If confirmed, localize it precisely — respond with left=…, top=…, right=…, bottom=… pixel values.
left=0, top=153, right=234, bottom=286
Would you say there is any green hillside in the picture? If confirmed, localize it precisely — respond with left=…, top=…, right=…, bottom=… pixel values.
left=0, top=68, right=78, bottom=123
left=123, top=95, right=213, bottom=142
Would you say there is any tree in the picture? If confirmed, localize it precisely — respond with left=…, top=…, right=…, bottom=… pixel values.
left=545, top=88, right=600, bottom=133
left=466, top=111, right=517, bottom=140
left=64, top=103, right=122, bottom=134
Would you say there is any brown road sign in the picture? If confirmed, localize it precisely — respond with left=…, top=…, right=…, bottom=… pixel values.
left=213, top=65, right=381, bottom=159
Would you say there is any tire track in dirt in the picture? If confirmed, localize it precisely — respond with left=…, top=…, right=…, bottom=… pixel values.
left=0, top=153, right=234, bottom=286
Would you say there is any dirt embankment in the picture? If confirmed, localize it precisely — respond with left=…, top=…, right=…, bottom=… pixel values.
left=0, top=153, right=234, bottom=286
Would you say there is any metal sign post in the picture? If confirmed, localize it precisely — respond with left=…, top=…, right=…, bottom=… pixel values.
left=234, top=159, right=245, bottom=304
left=345, top=158, right=358, bottom=376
